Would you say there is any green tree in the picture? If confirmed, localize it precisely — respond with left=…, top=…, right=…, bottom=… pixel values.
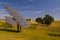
left=26, top=18, right=31, bottom=21
left=35, top=17, right=43, bottom=24
left=43, top=14, right=54, bottom=26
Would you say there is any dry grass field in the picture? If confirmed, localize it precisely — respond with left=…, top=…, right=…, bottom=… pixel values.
left=0, top=20, right=60, bottom=40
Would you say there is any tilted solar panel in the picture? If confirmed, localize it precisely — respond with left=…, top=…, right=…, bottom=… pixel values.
left=4, top=5, right=30, bottom=27
left=5, top=16, right=17, bottom=26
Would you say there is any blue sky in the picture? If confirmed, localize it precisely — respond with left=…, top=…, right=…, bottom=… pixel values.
left=0, top=0, right=60, bottom=20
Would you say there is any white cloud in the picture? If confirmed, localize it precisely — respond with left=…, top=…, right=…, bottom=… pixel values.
left=18, top=10, right=45, bottom=14
left=0, top=2, right=6, bottom=4
left=50, top=8, right=60, bottom=11
left=13, top=6, right=31, bottom=9
left=0, top=9, right=10, bottom=19
left=0, top=13, right=10, bottom=19
left=31, top=10, right=45, bottom=14
left=28, top=0, right=32, bottom=1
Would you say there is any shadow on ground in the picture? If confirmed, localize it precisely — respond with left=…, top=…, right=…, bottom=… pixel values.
left=0, top=28, right=20, bottom=33
left=48, top=33, right=60, bottom=37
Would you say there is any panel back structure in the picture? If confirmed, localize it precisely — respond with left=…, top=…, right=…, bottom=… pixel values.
left=5, top=16, right=17, bottom=26
left=4, top=5, right=30, bottom=27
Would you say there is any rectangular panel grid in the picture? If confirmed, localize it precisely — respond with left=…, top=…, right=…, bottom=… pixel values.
left=4, top=6, right=30, bottom=27
left=5, top=16, right=17, bottom=26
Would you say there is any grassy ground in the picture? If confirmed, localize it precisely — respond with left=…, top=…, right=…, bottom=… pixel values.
left=0, top=20, right=60, bottom=40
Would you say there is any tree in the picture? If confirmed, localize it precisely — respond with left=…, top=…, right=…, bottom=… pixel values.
left=26, top=18, right=31, bottom=21
left=43, top=14, right=54, bottom=26
left=35, top=17, right=43, bottom=24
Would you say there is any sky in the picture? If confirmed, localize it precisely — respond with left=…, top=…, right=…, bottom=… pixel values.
left=0, top=0, right=60, bottom=20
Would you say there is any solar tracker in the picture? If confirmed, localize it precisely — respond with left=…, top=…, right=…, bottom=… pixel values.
left=5, top=16, right=17, bottom=26
left=4, top=5, right=30, bottom=27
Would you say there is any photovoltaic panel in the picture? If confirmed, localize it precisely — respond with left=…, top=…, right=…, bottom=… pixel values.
left=5, top=16, right=17, bottom=26
left=4, top=5, right=30, bottom=27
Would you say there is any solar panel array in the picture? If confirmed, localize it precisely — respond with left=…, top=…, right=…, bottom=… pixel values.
left=4, top=5, right=30, bottom=27
left=5, top=16, right=17, bottom=26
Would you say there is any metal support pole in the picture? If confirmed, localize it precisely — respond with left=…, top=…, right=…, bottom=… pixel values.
left=17, top=23, right=21, bottom=32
